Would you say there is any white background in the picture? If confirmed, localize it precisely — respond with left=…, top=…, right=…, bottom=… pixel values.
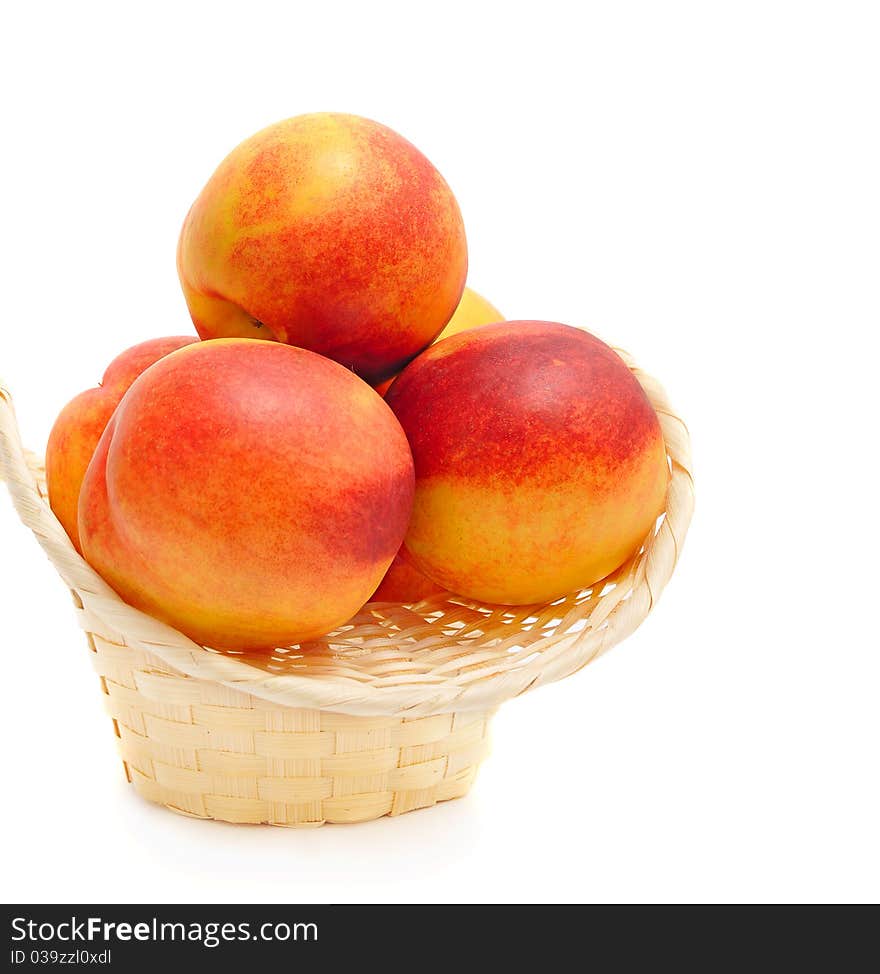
left=1, top=1, right=878, bottom=904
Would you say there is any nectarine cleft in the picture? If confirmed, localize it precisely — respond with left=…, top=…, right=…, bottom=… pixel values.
left=46, top=336, right=197, bottom=552
left=385, top=321, right=669, bottom=605
left=177, top=113, right=468, bottom=384
left=78, top=339, right=415, bottom=649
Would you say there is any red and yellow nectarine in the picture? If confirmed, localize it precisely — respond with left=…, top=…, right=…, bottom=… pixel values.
left=385, top=321, right=669, bottom=605
left=78, top=339, right=415, bottom=649
left=177, top=113, right=468, bottom=384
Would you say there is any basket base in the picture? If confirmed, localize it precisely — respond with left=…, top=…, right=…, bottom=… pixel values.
left=90, top=633, right=492, bottom=827
left=136, top=762, right=481, bottom=827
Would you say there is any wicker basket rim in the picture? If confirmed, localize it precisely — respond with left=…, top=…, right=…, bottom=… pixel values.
left=0, top=345, right=694, bottom=717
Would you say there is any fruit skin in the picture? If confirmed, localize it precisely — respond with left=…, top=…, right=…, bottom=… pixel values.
left=369, top=550, right=444, bottom=603
left=177, top=112, right=468, bottom=384
left=437, top=286, right=503, bottom=342
left=78, top=339, right=415, bottom=649
left=385, top=321, right=669, bottom=605
left=46, top=336, right=197, bottom=552
left=374, top=286, right=503, bottom=396
left=369, top=286, right=504, bottom=597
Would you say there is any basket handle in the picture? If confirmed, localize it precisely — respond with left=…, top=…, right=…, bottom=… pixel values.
left=0, top=379, right=122, bottom=602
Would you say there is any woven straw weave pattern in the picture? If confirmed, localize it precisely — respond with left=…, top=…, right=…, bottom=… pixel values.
left=94, top=634, right=490, bottom=825
left=0, top=345, right=692, bottom=825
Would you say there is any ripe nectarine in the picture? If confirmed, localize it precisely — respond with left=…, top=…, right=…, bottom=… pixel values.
left=385, top=321, right=669, bottom=604
left=177, top=113, right=467, bottom=383
left=79, top=339, right=415, bottom=649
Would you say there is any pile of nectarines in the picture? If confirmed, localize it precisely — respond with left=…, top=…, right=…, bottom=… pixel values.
left=46, top=113, right=668, bottom=651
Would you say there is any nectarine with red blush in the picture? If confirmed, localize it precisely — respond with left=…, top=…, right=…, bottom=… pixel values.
left=385, top=321, right=669, bottom=605
left=178, top=113, right=467, bottom=384
left=79, top=339, right=415, bottom=649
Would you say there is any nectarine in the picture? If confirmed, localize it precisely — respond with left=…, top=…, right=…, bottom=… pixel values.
left=79, top=339, right=415, bottom=649
left=385, top=322, right=669, bottom=604
left=177, top=113, right=468, bottom=383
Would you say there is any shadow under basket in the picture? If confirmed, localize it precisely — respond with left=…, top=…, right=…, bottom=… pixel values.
left=0, top=346, right=693, bottom=827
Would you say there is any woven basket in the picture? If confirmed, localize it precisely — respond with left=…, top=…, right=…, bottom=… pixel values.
left=0, top=347, right=693, bottom=826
